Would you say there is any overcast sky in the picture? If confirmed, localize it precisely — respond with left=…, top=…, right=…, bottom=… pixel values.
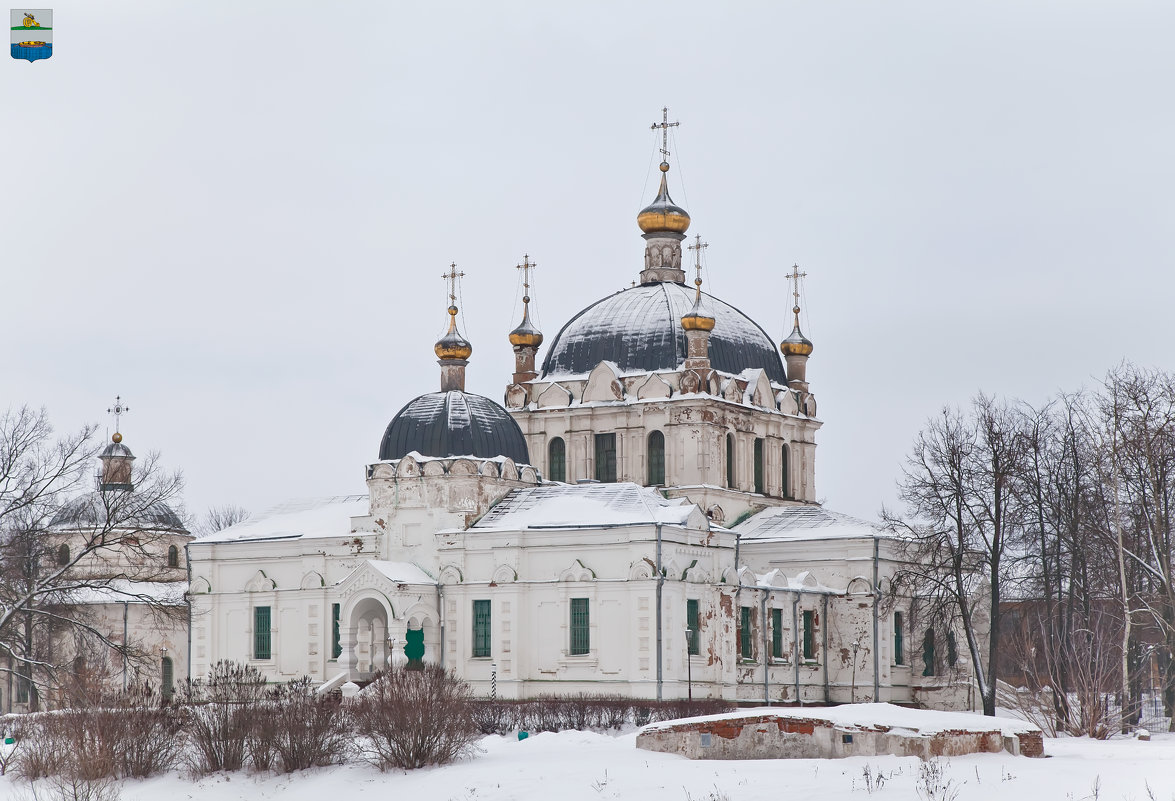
left=5, top=1, right=1173, bottom=524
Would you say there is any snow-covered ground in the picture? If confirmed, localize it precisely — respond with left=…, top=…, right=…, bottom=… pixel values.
left=4, top=728, right=1172, bottom=801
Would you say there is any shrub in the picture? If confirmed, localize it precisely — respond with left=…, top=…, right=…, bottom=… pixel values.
left=181, top=661, right=268, bottom=774
left=352, top=666, right=478, bottom=770
left=266, top=679, right=351, bottom=772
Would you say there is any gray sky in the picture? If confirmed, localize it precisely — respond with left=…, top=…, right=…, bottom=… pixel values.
left=5, top=1, right=1173, bottom=524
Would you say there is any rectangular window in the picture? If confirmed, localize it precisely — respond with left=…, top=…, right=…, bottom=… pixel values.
left=740, top=606, right=753, bottom=660
left=771, top=607, right=784, bottom=659
left=594, top=434, right=617, bottom=483
left=570, top=598, right=590, bottom=655
left=753, top=438, right=764, bottom=495
left=802, top=610, right=815, bottom=660
left=894, top=612, right=905, bottom=665
left=686, top=599, right=700, bottom=656
left=473, top=599, right=492, bottom=658
left=254, top=606, right=271, bottom=660
left=331, top=603, right=341, bottom=659
left=726, top=435, right=735, bottom=488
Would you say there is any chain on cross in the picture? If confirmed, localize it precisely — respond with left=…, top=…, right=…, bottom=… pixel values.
left=687, top=235, right=709, bottom=288
left=785, top=265, right=807, bottom=312
left=443, top=263, right=465, bottom=307
left=107, top=395, right=129, bottom=434
left=516, top=254, right=536, bottom=303
left=650, top=106, right=680, bottom=161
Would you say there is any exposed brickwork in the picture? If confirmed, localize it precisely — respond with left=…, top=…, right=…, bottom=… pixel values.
left=1018, top=732, right=1044, bottom=758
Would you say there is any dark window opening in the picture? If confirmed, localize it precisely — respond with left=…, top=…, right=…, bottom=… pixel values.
left=647, top=431, right=665, bottom=486
left=331, top=603, right=341, bottom=659
left=781, top=444, right=790, bottom=499
left=167, top=544, right=179, bottom=568
left=753, top=438, right=764, bottom=494
left=473, top=599, right=491, bottom=658
left=922, top=629, right=936, bottom=676
left=947, top=630, right=958, bottom=666
left=771, top=607, right=784, bottom=659
left=802, top=610, right=815, bottom=660
left=686, top=599, right=700, bottom=656
left=254, top=606, right=271, bottom=660
left=548, top=437, right=566, bottom=483
left=594, top=434, right=616, bottom=483
left=894, top=611, right=905, bottom=665
left=570, top=598, right=590, bottom=655
left=740, top=606, right=753, bottom=660
left=56, top=543, right=70, bottom=566
left=726, top=434, right=735, bottom=489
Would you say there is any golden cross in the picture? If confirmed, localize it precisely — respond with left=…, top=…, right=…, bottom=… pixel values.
left=516, top=254, right=536, bottom=303
left=107, top=395, right=129, bottom=433
left=650, top=106, right=680, bottom=161
left=785, top=265, right=807, bottom=312
left=443, top=263, right=465, bottom=307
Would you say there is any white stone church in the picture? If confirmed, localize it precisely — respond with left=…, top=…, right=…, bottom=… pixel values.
left=188, top=134, right=977, bottom=709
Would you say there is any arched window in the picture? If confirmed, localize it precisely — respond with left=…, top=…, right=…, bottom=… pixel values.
left=922, top=629, right=936, bottom=677
left=726, top=434, right=735, bottom=489
left=647, top=431, right=665, bottom=486
left=161, top=656, right=174, bottom=701
left=57, top=543, right=70, bottom=566
left=894, top=611, right=905, bottom=665
left=753, top=438, right=764, bottom=495
left=548, top=437, right=566, bottom=483
left=781, top=444, right=790, bottom=499
left=167, top=545, right=179, bottom=568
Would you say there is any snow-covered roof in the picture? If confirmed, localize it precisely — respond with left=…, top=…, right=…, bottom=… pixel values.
left=364, top=560, right=435, bottom=585
left=472, top=482, right=700, bottom=530
left=735, top=504, right=885, bottom=542
left=191, top=495, right=368, bottom=544
left=639, top=702, right=1041, bottom=737
left=65, top=579, right=188, bottom=606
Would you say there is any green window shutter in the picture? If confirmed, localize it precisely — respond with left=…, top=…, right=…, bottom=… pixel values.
left=894, top=612, right=904, bottom=665
left=594, top=434, right=616, bottom=483
left=802, top=610, right=815, bottom=660
left=647, top=431, right=665, bottom=486
left=686, top=599, right=700, bottom=656
left=740, top=606, right=753, bottom=660
left=254, top=606, right=271, bottom=660
left=331, top=603, right=341, bottom=659
left=570, top=598, right=590, bottom=655
left=753, top=438, right=764, bottom=495
left=548, top=438, right=566, bottom=483
left=771, top=608, right=783, bottom=659
left=473, top=600, right=492, bottom=658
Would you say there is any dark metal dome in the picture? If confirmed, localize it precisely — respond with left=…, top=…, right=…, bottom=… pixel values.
left=541, top=282, right=787, bottom=383
left=49, top=493, right=187, bottom=532
left=379, top=391, right=530, bottom=464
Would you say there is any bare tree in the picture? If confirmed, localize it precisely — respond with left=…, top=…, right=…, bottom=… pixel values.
left=0, top=406, right=185, bottom=708
left=191, top=504, right=249, bottom=539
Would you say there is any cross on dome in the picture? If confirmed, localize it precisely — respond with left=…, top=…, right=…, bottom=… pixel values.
left=650, top=106, right=680, bottom=163
left=687, top=235, right=709, bottom=297
left=443, top=262, right=465, bottom=309
left=107, top=395, right=129, bottom=442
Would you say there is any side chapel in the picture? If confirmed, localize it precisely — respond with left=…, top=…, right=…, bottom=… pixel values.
left=188, top=115, right=978, bottom=708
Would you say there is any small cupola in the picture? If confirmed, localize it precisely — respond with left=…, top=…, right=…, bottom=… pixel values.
left=435, top=264, right=473, bottom=392
left=637, top=108, right=691, bottom=285
left=100, top=396, right=135, bottom=491
left=780, top=267, right=814, bottom=392
left=508, top=254, right=544, bottom=384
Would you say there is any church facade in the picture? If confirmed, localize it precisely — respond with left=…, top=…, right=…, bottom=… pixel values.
left=187, top=139, right=978, bottom=709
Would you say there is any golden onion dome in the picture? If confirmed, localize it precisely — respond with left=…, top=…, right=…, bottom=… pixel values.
left=435, top=305, right=473, bottom=360
left=508, top=297, right=544, bottom=348
left=780, top=307, right=814, bottom=357
left=681, top=279, right=715, bottom=331
left=637, top=162, right=691, bottom=235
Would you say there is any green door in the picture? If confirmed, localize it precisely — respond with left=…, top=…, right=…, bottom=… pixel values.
left=405, top=628, right=425, bottom=668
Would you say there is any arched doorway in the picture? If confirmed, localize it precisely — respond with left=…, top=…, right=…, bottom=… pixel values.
left=339, top=595, right=392, bottom=681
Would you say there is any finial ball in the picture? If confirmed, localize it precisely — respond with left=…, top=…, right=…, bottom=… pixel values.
left=112, top=432, right=123, bottom=444
left=659, top=161, right=670, bottom=173
left=448, top=305, right=458, bottom=315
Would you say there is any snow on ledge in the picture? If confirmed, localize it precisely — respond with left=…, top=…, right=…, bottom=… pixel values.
left=639, top=702, right=1041, bottom=738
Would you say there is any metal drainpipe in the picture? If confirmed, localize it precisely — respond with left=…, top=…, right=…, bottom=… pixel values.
left=185, top=543, right=193, bottom=685
left=822, top=593, right=830, bottom=704
left=122, top=600, right=129, bottom=692
left=437, top=583, right=445, bottom=667
left=872, top=534, right=881, bottom=702
left=792, top=594, right=800, bottom=704
left=760, top=590, right=769, bottom=705
left=655, top=522, right=663, bottom=702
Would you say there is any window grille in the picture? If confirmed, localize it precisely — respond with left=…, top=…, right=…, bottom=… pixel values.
left=594, top=434, right=616, bottom=483
left=254, top=606, right=271, bottom=660
left=740, top=606, right=753, bottom=660
left=473, top=600, right=492, bottom=658
left=686, top=599, right=700, bottom=655
left=570, top=598, right=590, bottom=655
left=548, top=438, right=566, bottom=483
left=647, top=431, right=665, bottom=486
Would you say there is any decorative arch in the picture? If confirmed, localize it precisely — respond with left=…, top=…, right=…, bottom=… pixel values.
left=438, top=564, right=464, bottom=585
left=300, top=570, right=325, bottom=590
left=491, top=564, right=518, bottom=584
left=777, top=390, right=799, bottom=416
left=537, top=383, right=573, bottom=408
left=243, top=569, right=276, bottom=592
left=505, top=383, right=528, bottom=409
left=479, top=460, right=500, bottom=478
left=635, top=373, right=672, bottom=400
left=559, top=558, right=596, bottom=582
left=499, top=458, right=519, bottom=480
left=583, top=361, right=625, bottom=403
left=423, top=459, right=446, bottom=476
left=395, top=455, right=420, bottom=477
left=190, top=576, right=212, bottom=594
left=846, top=576, right=873, bottom=595
left=449, top=459, right=478, bottom=476
left=628, top=558, right=656, bottom=580
left=519, top=465, right=540, bottom=484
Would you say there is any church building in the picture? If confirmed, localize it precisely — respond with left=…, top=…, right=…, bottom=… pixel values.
left=188, top=121, right=977, bottom=708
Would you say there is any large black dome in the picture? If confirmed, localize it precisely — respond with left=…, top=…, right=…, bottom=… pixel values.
left=541, top=282, right=787, bottom=384
left=379, top=391, right=530, bottom=464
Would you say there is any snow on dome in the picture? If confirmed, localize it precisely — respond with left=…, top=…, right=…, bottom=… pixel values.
left=379, top=391, right=530, bottom=464
left=541, top=283, right=787, bottom=384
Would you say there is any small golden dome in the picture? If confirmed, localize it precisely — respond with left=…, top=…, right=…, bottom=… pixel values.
left=112, top=432, right=123, bottom=444
left=681, top=312, right=716, bottom=332
left=435, top=306, right=473, bottom=360
left=508, top=298, right=544, bottom=348
left=637, top=169, right=691, bottom=235
left=781, top=311, right=814, bottom=357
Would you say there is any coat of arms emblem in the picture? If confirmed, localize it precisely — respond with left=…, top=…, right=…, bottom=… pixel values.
left=10, top=9, right=51, bottom=62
